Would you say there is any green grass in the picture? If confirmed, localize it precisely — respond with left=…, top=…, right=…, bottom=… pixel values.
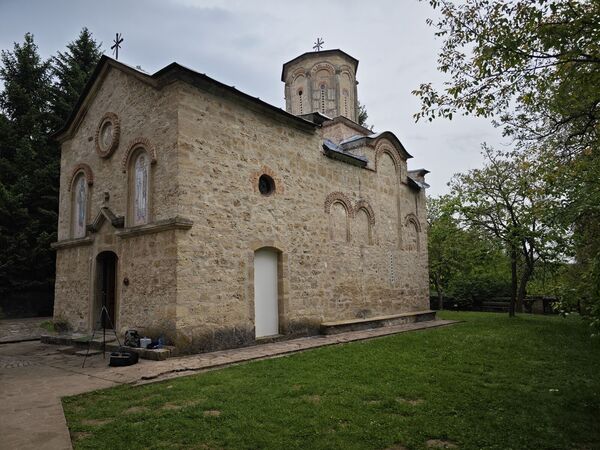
left=63, top=312, right=600, bottom=450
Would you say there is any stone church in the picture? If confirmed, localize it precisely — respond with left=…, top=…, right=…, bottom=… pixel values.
left=51, top=48, right=431, bottom=351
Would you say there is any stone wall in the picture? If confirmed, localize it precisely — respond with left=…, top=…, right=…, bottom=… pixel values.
left=174, top=79, right=429, bottom=349
left=53, top=62, right=429, bottom=350
left=53, top=67, right=180, bottom=333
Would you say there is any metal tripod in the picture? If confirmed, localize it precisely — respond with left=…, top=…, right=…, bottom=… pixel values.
left=81, top=305, right=122, bottom=368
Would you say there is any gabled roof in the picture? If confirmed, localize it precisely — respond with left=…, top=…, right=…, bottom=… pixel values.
left=281, top=49, right=359, bottom=81
left=52, top=55, right=318, bottom=142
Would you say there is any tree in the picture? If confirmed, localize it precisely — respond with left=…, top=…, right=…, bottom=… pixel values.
left=357, top=101, right=373, bottom=130
left=51, top=27, right=102, bottom=129
left=0, top=33, right=55, bottom=300
left=428, top=194, right=511, bottom=310
left=413, top=0, right=600, bottom=154
left=450, top=145, right=565, bottom=316
left=415, top=0, right=600, bottom=330
left=0, top=29, right=102, bottom=315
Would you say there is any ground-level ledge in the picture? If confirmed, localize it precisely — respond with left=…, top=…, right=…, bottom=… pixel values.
left=320, top=310, right=437, bottom=335
left=51, top=236, right=94, bottom=250
left=116, top=216, right=193, bottom=238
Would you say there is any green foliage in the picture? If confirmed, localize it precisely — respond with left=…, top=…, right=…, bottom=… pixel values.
left=449, top=146, right=566, bottom=315
left=0, top=33, right=56, bottom=297
left=416, top=0, right=600, bottom=330
left=0, top=29, right=101, bottom=304
left=50, top=28, right=102, bottom=129
left=62, top=312, right=600, bottom=449
left=414, top=0, right=600, bottom=153
left=357, top=100, right=372, bottom=130
left=428, top=195, right=510, bottom=309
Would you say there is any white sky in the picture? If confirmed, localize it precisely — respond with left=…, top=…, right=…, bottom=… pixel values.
left=0, top=0, right=511, bottom=196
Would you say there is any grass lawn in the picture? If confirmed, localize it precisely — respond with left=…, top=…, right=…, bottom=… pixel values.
left=63, top=312, right=600, bottom=450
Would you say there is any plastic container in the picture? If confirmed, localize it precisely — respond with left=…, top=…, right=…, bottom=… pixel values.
left=140, top=337, right=152, bottom=349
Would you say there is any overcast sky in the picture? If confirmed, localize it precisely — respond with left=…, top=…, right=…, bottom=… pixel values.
left=0, top=0, right=510, bottom=196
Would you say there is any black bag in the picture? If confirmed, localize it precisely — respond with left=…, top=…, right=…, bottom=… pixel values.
left=109, top=348, right=139, bottom=367
left=124, top=329, right=141, bottom=348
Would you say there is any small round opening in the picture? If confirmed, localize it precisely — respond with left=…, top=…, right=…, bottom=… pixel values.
left=298, top=89, right=303, bottom=96
left=258, top=174, right=275, bottom=196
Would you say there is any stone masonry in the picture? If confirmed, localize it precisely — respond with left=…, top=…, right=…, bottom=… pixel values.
left=52, top=49, right=430, bottom=352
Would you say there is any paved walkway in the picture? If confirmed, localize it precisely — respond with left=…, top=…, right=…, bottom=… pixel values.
left=0, top=316, right=52, bottom=343
left=0, top=319, right=456, bottom=449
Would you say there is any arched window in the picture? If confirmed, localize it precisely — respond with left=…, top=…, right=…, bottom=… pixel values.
left=72, top=173, right=87, bottom=238
left=131, top=150, right=149, bottom=226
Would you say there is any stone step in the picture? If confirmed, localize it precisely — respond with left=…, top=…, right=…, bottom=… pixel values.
left=42, top=333, right=176, bottom=361
left=320, top=310, right=437, bottom=335
left=57, top=346, right=76, bottom=354
left=75, top=349, right=103, bottom=357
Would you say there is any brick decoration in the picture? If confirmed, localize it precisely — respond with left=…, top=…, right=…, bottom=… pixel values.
left=68, top=163, right=94, bottom=191
left=374, top=140, right=402, bottom=176
left=251, top=165, right=284, bottom=195
left=324, top=191, right=354, bottom=218
left=354, top=199, right=375, bottom=225
left=404, top=213, right=422, bottom=232
left=310, top=61, right=335, bottom=76
left=94, top=112, right=120, bottom=158
left=121, top=137, right=158, bottom=173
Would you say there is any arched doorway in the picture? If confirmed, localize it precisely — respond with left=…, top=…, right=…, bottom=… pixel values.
left=254, top=248, right=279, bottom=338
left=95, top=251, right=117, bottom=329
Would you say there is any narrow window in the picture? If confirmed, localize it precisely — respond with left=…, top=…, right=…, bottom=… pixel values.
left=133, top=152, right=149, bottom=225
left=343, top=89, right=349, bottom=117
left=73, top=174, right=87, bottom=238
left=298, top=89, right=303, bottom=114
left=320, top=84, right=326, bottom=114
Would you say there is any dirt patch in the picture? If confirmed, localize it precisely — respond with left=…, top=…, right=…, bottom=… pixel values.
left=123, top=406, right=148, bottom=414
left=396, top=397, right=424, bottom=406
left=162, top=402, right=182, bottom=411
left=203, top=409, right=221, bottom=417
left=303, top=394, right=321, bottom=404
left=291, top=384, right=303, bottom=391
left=365, top=399, right=382, bottom=405
left=71, top=431, right=92, bottom=441
left=426, top=439, right=458, bottom=448
left=81, top=418, right=113, bottom=426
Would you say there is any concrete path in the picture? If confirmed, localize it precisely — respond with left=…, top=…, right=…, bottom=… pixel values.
left=0, top=316, right=52, bottom=343
left=0, top=319, right=456, bottom=449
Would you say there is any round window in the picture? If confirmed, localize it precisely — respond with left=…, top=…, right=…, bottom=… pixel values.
left=95, top=112, right=120, bottom=158
left=258, top=174, right=275, bottom=196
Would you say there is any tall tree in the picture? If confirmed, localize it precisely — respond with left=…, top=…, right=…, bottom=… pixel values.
left=428, top=194, right=511, bottom=310
left=413, top=0, right=600, bottom=153
left=450, top=146, right=564, bottom=316
left=0, top=33, right=55, bottom=299
left=51, top=27, right=102, bottom=128
left=415, top=0, right=600, bottom=330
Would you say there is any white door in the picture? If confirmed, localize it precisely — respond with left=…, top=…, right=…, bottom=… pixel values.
left=254, top=248, right=279, bottom=338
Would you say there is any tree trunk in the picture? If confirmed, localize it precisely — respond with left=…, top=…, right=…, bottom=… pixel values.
left=509, top=248, right=518, bottom=317
left=516, top=264, right=532, bottom=313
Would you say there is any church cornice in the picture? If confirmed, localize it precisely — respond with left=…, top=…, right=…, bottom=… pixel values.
left=281, top=49, right=359, bottom=81
left=116, top=216, right=193, bottom=238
